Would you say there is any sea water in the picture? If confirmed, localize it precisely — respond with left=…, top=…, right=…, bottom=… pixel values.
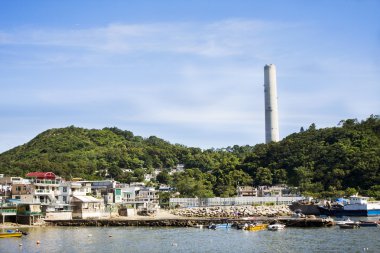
left=1, top=225, right=379, bottom=253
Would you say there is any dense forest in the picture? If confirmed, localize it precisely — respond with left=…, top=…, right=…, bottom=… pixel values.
left=0, top=115, right=379, bottom=199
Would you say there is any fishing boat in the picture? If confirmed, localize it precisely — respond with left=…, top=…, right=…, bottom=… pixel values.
left=338, top=223, right=360, bottom=229
left=0, top=230, right=23, bottom=238
left=289, top=199, right=321, bottom=215
left=335, top=217, right=353, bottom=225
left=208, top=223, right=232, bottom=230
left=318, top=196, right=380, bottom=216
left=359, top=221, right=379, bottom=227
left=268, top=223, right=286, bottom=231
left=243, top=223, right=268, bottom=231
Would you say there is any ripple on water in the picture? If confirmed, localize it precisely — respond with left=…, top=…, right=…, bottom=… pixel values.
left=0, top=226, right=379, bottom=253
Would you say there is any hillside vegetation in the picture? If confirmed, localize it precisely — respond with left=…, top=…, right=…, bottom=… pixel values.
left=0, top=115, right=379, bottom=199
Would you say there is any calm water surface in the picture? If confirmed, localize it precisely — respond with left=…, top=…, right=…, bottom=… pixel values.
left=1, top=225, right=379, bottom=253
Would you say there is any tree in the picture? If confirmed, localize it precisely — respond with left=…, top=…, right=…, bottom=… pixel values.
left=273, top=169, right=287, bottom=185
left=345, top=187, right=357, bottom=197
left=108, top=165, right=122, bottom=179
left=293, top=166, right=313, bottom=191
left=133, top=168, right=145, bottom=182
left=156, top=170, right=172, bottom=185
left=229, top=170, right=253, bottom=187
left=254, top=167, right=273, bottom=186
left=158, top=192, right=171, bottom=208
left=366, top=185, right=380, bottom=200
left=308, top=123, right=316, bottom=131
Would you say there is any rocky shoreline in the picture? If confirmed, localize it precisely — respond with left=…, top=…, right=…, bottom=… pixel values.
left=3, top=205, right=335, bottom=228
left=170, top=205, right=292, bottom=218
left=46, top=217, right=334, bottom=228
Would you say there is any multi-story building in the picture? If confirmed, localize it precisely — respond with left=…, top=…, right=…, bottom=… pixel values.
left=58, top=181, right=92, bottom=205
left=11, top=183, right=33, bottom=202
left=258, top=185, right=290, bottom=197
left=113, top=184, right=159, bottom=214
left=237, top=186, right=258, bottom=197
left=25, top=172, right=62, bottom=208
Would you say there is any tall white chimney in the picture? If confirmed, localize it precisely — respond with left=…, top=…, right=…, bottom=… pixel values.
left=264, top=64, right=280, bottom=143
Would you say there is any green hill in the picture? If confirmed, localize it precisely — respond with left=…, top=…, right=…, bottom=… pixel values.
left=0, top=115, right=379, bottom=198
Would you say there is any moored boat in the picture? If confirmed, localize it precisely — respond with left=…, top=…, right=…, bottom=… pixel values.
left=268, top=223, right=285, bottom=231
left=318, top=196, right=380, bottom=217
left=243, top=223, right=268, bottom=231
left=208, top=223, right=231, bottom=229
left=289, top=200, right=321, bottom=215
left=359, top=221, right=379, bottom=227
left=338, top=223, right=360, bottom=229
left=335, top=217, right=353, bottom=225
left=0, top=230, right=23, bottom=238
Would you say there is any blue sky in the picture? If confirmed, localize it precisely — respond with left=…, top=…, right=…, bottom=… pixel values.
left=0, top=0, right=379, bottom=152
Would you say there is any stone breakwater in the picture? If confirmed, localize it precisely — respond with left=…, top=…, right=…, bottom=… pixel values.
left=46, top=217, right=334, bottom=228
left=47, top=219, right=203, bottom=227
left=170, top=205, right=292, bottom=218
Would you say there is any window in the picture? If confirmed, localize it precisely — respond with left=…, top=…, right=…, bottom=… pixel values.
left=63, top=187, right=67, bottom=193
left=63, top=196, right=67, bottom=202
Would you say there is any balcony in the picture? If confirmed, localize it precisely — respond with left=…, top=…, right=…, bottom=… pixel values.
left=32, top=179, right=61, bottom=185
left=33, top=189, right=54, bottom=195
left=0, top=208, right=17, bottom=215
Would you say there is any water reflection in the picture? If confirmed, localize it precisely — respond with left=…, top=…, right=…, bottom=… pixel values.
left=1, top=225, right=379, bottom=253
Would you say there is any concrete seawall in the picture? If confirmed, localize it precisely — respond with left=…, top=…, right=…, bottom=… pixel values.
left=46, top=217, right=334, bottom=228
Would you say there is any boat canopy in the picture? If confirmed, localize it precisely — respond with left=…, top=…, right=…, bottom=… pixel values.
left=335, top=198, right=349, bottom=205
left=26, top=172, right=56, bottom=179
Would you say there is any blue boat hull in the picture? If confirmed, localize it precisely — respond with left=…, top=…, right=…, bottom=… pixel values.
left=318, top=207, right=380, bottom=217
left=208, top=223, right=232, bottom=229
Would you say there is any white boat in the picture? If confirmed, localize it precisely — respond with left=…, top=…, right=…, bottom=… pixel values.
left=335, top=217, right=354, bottom=225
left=338, top=223, right=360, bottom=229
left=268, top=224, right=285, bottom=231
left=318, top=196, right=380, bottom=216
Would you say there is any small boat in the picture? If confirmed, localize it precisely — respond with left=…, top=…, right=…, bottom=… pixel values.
left=359, top=221, right=379, bottom=227
left=233, top=223, right=246, bottom=230
left=0, top=230, right=23, bottom=238
left=335, top=217, right=353, bottom=225
left=338, top=223, right=360, bottom=229
left=243, top=223, right=268, bottom=231
left=208, top=223, right=231, bottom=230
left=268, top=224, right=286, bottom=231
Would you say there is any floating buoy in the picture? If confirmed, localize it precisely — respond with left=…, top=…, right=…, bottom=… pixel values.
left=19, top=243, right=22, bottom=247
left=88, top=234, right=92, bottom=237
left=172, top=242, right=178, bottom=247
left=36, top=240, right=40, bottom=244
left=109, top=235, right=112, bottom=237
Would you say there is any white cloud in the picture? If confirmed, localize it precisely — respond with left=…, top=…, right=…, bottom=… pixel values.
left=0, top=19, right=297, bottom=59
left=0, top=18, right=378, bottom=152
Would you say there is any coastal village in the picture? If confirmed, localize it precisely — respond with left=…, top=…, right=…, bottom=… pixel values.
left=0, top=166, right=303, bottom=226
left=1, top=0, right=379, bottom=251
